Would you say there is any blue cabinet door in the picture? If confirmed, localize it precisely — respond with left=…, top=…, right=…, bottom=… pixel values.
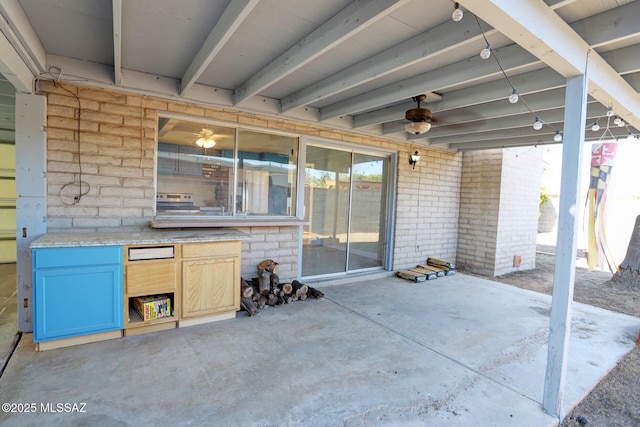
left=33, top=247, right=123, bottom=342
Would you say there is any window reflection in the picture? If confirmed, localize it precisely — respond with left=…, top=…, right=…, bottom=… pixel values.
left=156, top=117, right=297, bottom=218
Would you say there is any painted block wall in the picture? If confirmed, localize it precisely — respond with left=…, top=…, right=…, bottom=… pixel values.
left=457, top=147, right=543, bottom=276
left=392, top=148, right=462, bottom=270
left=495, top=146, right=544, bottom=276
left=37, top=81, right=463, bottom=280
left=456, top=150, right=502, bottom=276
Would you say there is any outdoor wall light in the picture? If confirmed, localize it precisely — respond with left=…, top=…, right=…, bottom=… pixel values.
left=409, top=151, right=420, bottom=169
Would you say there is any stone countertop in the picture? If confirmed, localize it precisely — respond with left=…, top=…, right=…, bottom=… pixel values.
left=30, top=229, right=251, bottom=248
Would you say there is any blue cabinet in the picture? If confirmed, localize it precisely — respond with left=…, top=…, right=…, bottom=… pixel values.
left=33, top=246, right=123, bottom=342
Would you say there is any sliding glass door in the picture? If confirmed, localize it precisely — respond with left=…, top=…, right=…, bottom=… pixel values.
left=302, top=146, right=390, bottom=278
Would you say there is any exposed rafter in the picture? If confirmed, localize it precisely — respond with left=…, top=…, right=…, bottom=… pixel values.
left=0, top=0, right=45, bottom=77
left=232, top=0, right=410, bottom=105
left=570, top=0, right=640, bottom=48
left=180, top=0, right=259, bottom=96
left=279, top=15, right=495, bottom=113
left=320, top=43, right=539, bottom=120
left=464, top=0, right=640, bottom=131
left=112, top=0, right=122, bottom=85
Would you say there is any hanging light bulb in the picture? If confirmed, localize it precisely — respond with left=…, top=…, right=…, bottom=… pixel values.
left=613, top=116, right=622, bottom=125
left=452, top=2, right=464, bottom=21
left=606, top=107, right=614, bottom=117
left=533, top=117, right=543, bottom=130
left=627, top=132, right=635, bottom=142
left=591, top=122, right=600, bottom=132
left=508, top=89, right=519, bottom=104
left=617, top=119, right=625, bottom=127
left=480, top=44, right=491, bottom=59
left=553, top=131, right=562, bottom=142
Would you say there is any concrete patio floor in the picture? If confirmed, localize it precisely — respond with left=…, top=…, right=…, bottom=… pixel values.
left=1, top=273, right=639, bottom=427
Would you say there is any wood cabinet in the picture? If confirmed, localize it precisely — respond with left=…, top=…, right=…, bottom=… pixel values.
left=32, top=246, right=123, bottom=343
left=31, top=233, right=244, bottom=349
left=123, top=244, right=179, bottom=336
left=181, top=241, right=240, bottom=321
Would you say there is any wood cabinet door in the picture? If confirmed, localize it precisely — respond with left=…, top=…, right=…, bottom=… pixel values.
left=181, top=256, right=239, bottom=318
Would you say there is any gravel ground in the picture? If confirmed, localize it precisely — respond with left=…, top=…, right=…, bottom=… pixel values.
left=490, top=251, right=640, bottom=427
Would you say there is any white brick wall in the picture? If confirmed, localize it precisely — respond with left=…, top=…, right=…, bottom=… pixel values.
left=39, top=81, right=464, bottom=280
left=457, top=147, right=543, bottom=276
left=392, top=148, right=462, bottom=270
left=495, top=147, right=544, bottom=275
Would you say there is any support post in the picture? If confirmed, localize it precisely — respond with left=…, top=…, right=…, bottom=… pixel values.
left=15, top=93, right=47, bottom=332
left=542, top=73, right=589, bottom=418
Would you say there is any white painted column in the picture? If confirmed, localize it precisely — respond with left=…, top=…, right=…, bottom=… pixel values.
left=15, top=93, right=47, bottom=332
left=542, top=74, right=589, bottom=418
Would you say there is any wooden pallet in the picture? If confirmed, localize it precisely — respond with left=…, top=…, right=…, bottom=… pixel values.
left=396, top=270, right=427, bottom=282
left=416, top=264, right=445, bottom=277
left=427, top=257, right=456, bottom=270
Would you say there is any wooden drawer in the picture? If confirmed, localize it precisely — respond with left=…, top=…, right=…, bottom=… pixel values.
left=181, top=241, right=240, bottom=259
left=125, top=261, right=177, bottom=295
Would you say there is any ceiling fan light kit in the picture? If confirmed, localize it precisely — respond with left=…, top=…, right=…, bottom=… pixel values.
left=195, top=128, right=216, bottom=148
left=405, top=94, right=432, bottom=135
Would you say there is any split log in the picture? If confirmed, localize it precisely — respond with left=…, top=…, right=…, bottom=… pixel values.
left=240, top=278, right=254, bottom=298
left=270, top=273, right=280, bottom=288
left=308, top=286, right=325, bottom=299
left=257, top=259, right=279, bottom=274
left=291, top=280, right=308, bottom=296
left=281, top=283, right=293, bottom=295
left=240, top=297, right=258, bottom=316
left=299, top=293, right=307, bottom=301
left=259, top=270, right=271, bottom=295
left=258, top=296, right=267, bottom=309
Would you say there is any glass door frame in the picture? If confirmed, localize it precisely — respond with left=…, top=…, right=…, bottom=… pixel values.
left=297, top=136, right=397, bottom=280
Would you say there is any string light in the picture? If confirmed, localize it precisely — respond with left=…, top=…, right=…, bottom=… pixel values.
left=613, top=116, right=622, bottom=125
left=606, top=107, right=615, bottom=117
left=591, top=122, right=600, bottom=132
left=508, top=89, right=519, bottom=104
left=554, top=131, right=563, bottom=142
left=533, top=117, right=543, bottom=130
left=452, top=2, right=464, bottom=21
left=480, top=44, right=491, bottom=59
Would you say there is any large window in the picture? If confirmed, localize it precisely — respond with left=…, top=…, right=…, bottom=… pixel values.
left=156, top=117, right=298, bottom=218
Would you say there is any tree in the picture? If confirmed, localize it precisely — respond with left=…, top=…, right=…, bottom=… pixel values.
left=612, top=215, right=640, bottom=285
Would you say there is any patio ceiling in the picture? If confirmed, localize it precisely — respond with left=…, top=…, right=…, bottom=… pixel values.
left=0, top=0, right=639, bottom=151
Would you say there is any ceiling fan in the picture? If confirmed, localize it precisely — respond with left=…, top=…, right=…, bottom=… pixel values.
left=405, top=94, right=433, bottom=135
left=194, top=128, right=216, bottom=148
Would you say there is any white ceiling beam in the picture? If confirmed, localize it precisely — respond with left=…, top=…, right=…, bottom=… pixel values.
left=279, top=15, right=494, bottom=113
left=453, top=137, right=559, bottom=151
left=232, top=0, right=410, bottom=105
left=0, top=30, right=33, bottom=92
left=112, top=0, right=122, bottom=85
left=450, top=127, right=632, bottom=151
left=463, top=0, right=640, bottom=131
left=428, top=104, right=607, bottom=145
left=180, top=0, right=258, bottom=96
left=0, top=0, right=45, bottom=76
left=543, top=0, right=579, bottom=9
left=382, top=87, right=572, bottom=135
left=601, top=45, right=640, bottom=75
left=354, top=67, right=564, bottom=127
left=570, top=1, right=640, bottom=48
left=624, top=73, right=640, bottom=92
left=320, top=43, right=539, bottom=120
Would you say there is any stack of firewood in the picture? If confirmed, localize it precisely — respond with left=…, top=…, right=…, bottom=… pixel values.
left=239, top=259, right=324, bottom=316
